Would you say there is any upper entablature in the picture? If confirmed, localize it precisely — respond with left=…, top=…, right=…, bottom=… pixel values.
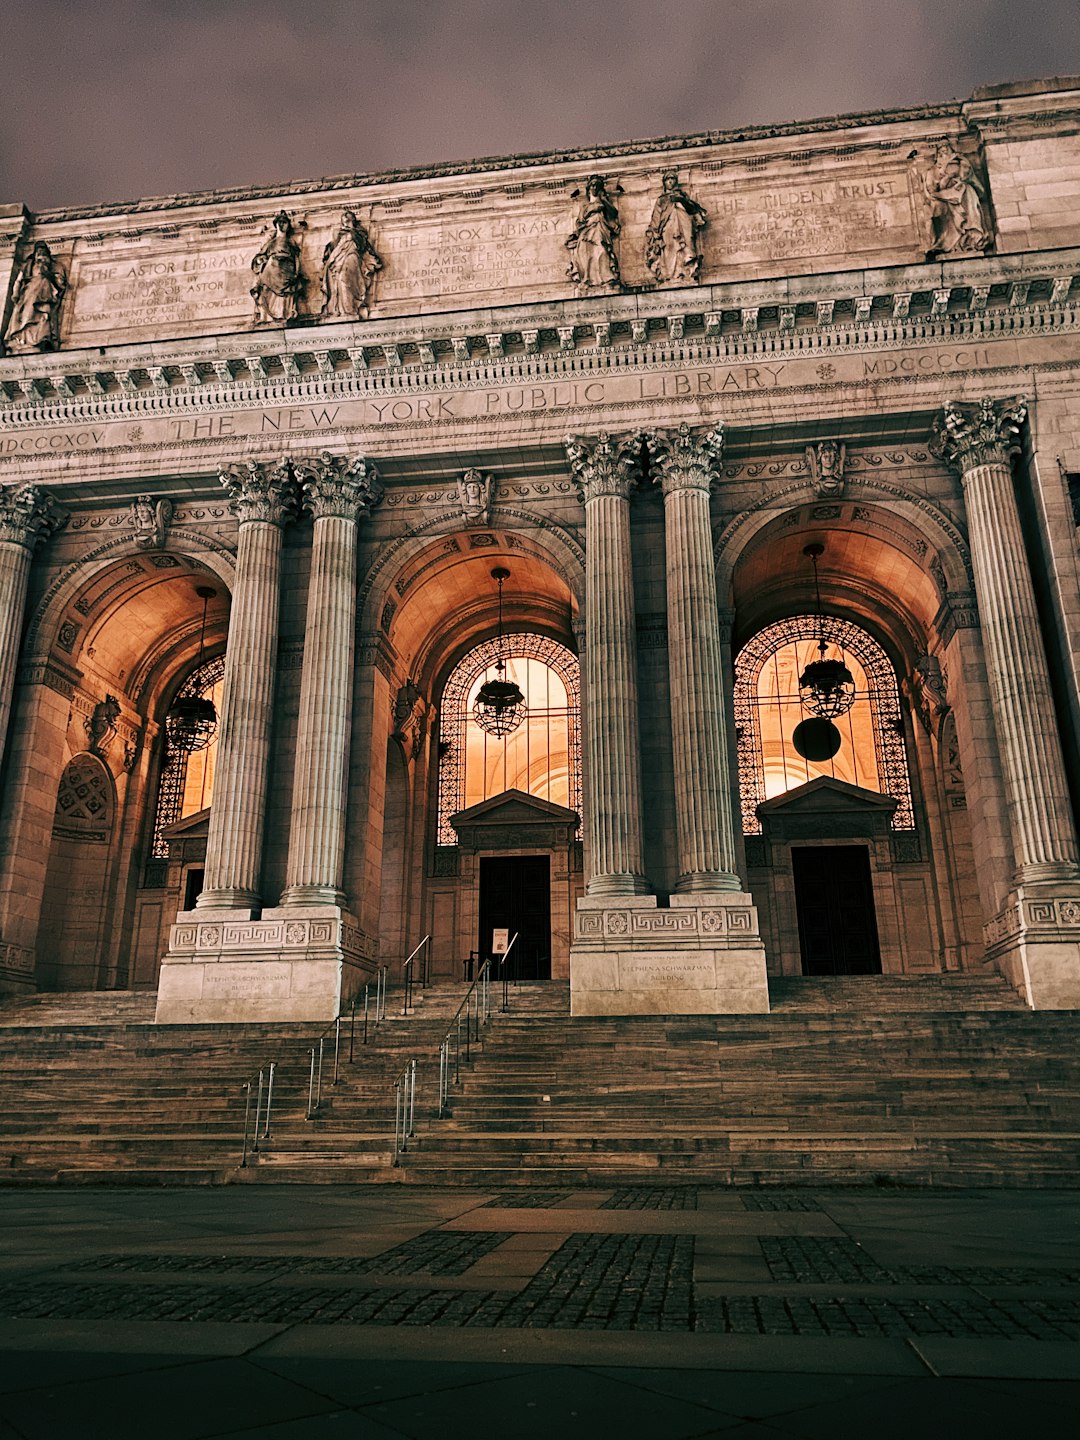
left=3, top=80, right=1079, bottom=358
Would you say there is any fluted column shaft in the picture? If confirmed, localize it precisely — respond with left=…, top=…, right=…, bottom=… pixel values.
left=199, top=461, right=296, bottom=909
left=567, top=434, right=648, bottom=896
left=282, top=456, right=381, bottom=905
left=654, top=426, right=741, bottom=890
left=0, top=485, right=63, bottom=774
left=933, top=398, right=1079, bottom=883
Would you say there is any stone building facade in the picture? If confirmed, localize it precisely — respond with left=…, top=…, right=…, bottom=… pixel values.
left=1, top=77, right=1080, bottom=1022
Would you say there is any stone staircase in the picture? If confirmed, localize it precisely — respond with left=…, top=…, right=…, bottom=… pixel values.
left=397, top=975, right=1080, bottom=1189
left=0, top=982, right=467, bottom=1185
left=1, top=974, right=1078, bottom=1189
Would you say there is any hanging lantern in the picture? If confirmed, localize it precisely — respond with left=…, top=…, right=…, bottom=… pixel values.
left=473, top=567, right=526, bottom=737
left=792, top=715, right=843, bottom=762
left=797, top=544, right=856, bottom=720
left=165, top=586, right=218, bottom=753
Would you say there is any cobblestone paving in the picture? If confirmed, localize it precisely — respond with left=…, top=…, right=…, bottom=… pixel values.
left=64, top=1231, right=509, bottom=1280
left=492, top=1233, right=694, bottom=1330
left=761, top=1236, right=1080, bottom=1288
left=480, top=1191, right=572, bottom=1208
left=600, top=1187, right=698, bottom=1210
left=696, top=1294, right=1080, bottom=1340
left=740, top=1193, right=824, bottom=1211
left=4, top=1276, right=1080, bottom=1339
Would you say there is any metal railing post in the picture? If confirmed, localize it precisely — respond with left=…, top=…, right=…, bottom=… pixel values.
left=253, top=1068, right=266, bottom=1154
left=262, top=1062, right=275, bottom=1139
left=333, top=1018, right=341, bottom=1086
left=307, top=1047, right=317, bottom=1118
left=240, top=1081, right=252, bottom=1167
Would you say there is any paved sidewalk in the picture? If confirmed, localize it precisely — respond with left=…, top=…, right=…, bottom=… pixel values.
left=0, top=1185, right=1078, bottom=1437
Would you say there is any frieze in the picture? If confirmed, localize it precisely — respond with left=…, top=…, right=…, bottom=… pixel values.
left=580, top=905, right=756, bottom=943
left=0, top=943, right=35, bottom=978
left=0, top=333, right=1063, bottom=460
left=171, top=915, right=370, bottom=957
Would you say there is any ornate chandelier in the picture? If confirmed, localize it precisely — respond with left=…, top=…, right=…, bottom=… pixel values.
left=473, top=567, right=526, bottom=737
left=165, top=586, right=219, bottom=753
left=798, top=544, right=855, bottom=720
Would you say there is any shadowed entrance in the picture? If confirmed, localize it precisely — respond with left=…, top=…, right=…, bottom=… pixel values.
left=479, top=855, right=551, bottom=980
left=792, top=844, right=882, bottom=976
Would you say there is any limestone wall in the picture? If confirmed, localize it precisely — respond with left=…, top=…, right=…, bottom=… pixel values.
left=2, top=80, right=1077, bottom=355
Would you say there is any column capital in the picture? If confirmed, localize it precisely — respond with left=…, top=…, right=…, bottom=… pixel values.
left=565, top=431, right=641, bottom=503
left=219, top=458, right=300, bottom=526
left=648, top=422, right=724, bottom=495
left=930, top=397, right=1027, bottom=477
left=295, top=451, right=383, bottom=522
left=0, top=484, right=66, bottom=550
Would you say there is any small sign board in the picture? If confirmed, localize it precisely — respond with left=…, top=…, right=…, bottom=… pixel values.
left=491, top=928, right=510, bottom=955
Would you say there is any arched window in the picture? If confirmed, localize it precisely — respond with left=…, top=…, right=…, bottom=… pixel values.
left=437, top=633, right=581, bottom=844
left=150, top=655, right=225, bottom=858
left=734, top=616, right=915, bottom=835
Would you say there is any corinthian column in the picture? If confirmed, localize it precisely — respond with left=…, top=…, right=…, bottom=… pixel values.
left=650, top=423, right=741, bottom=892
left=932, top=398, right=1079, bottom=883
left=566, top=432, right=648, bottom=896
left=197, top=458, right=297, bottom=910
left=280, top=453, right=381, bottom=906
left=0, top=484, right=65, bottom=772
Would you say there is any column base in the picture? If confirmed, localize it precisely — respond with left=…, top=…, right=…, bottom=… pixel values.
left=195, top=887, right=260, bottom=911
left=570, top=892, right=770, bottom=1016
left=155, top=904, right=375, bottom=1024
left=279, top=884, right=347, bottom=908
left=984, top=884, right=1080, bottom=1009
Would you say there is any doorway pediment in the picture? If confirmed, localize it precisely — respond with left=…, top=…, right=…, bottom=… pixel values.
left=757, top=777, right=897, bottom=842
left=450, top=788, right=579, bottom=851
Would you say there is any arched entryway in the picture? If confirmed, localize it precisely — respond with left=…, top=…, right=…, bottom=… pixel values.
left=722, top=498, right=987, bottom=980
left=356, top=523, right=583, bottom=981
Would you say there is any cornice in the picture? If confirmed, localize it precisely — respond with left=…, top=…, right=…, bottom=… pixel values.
left=1, top=260, right=1076, bottom=421
left=22, top=102, right=975, bottom=228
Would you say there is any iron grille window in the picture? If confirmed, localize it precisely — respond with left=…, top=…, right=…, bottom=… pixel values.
left=437, top=633, right=581, bottom=846
left=149, top=655, right=226, bottom=859
left=734, top=615, right=915, bottom=835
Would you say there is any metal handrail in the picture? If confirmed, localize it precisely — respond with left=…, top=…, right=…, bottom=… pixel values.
left=401, top=935, right=431, bottom=1014
left=306, top=964, right=389, bottom=1119
left=437, top=957, right=492, bottom=1116
left=496, top=931, right=519, bottom=1011
left=240, top=1062, right=276, bottom=1166
left=392, top=1057, right=418, bottom=1163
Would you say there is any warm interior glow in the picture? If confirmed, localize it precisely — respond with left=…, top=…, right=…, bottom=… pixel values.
left=179, top=678, right=223, bottom=818
left=463, top=656, right=570, bottom=809
left=756, top=639, right=878, bottom=798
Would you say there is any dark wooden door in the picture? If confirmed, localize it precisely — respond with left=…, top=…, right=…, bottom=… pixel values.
left=791, top=845, right=882, bottom=976
left=478, top=856, right=551, bottom=980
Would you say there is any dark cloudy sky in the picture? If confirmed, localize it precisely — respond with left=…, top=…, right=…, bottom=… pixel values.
left=3, top=1, right=1076, bottom=211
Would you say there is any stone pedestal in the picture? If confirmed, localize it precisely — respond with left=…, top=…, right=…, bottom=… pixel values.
left=155, top=904, right=374, bottom=1024
left=571, top=893, right=770, bottom=1015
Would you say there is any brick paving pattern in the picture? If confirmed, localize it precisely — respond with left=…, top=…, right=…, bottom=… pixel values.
left=600, top=1187, right=699, bottom=1210
left=64, top=1231, right=509, bottom=1280
left=761, top=1236, right=1080, bottom=1288
left=740, top=1193, right=824, bottom=1211
left=695, top=1294, right=1080, bottom=1339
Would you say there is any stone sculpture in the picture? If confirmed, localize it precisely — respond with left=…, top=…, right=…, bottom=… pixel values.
left=4, top=242, right=66, bottom=352
left=250, top=211, right=305, bottom=324
left=457, top=469, right=494, bottom=526
left=916, top=144, right=992, bottom=257
left=645, top=172, right=708, bottom=284
left=130, top=495, right=173, bottom=549
left=805, top=441, right=846, bottom=498
left=565, top=176, right=622, bottom=289
left=320, top=210, right=383, bottom=321
left=86, top=695, right=121, bottom=758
